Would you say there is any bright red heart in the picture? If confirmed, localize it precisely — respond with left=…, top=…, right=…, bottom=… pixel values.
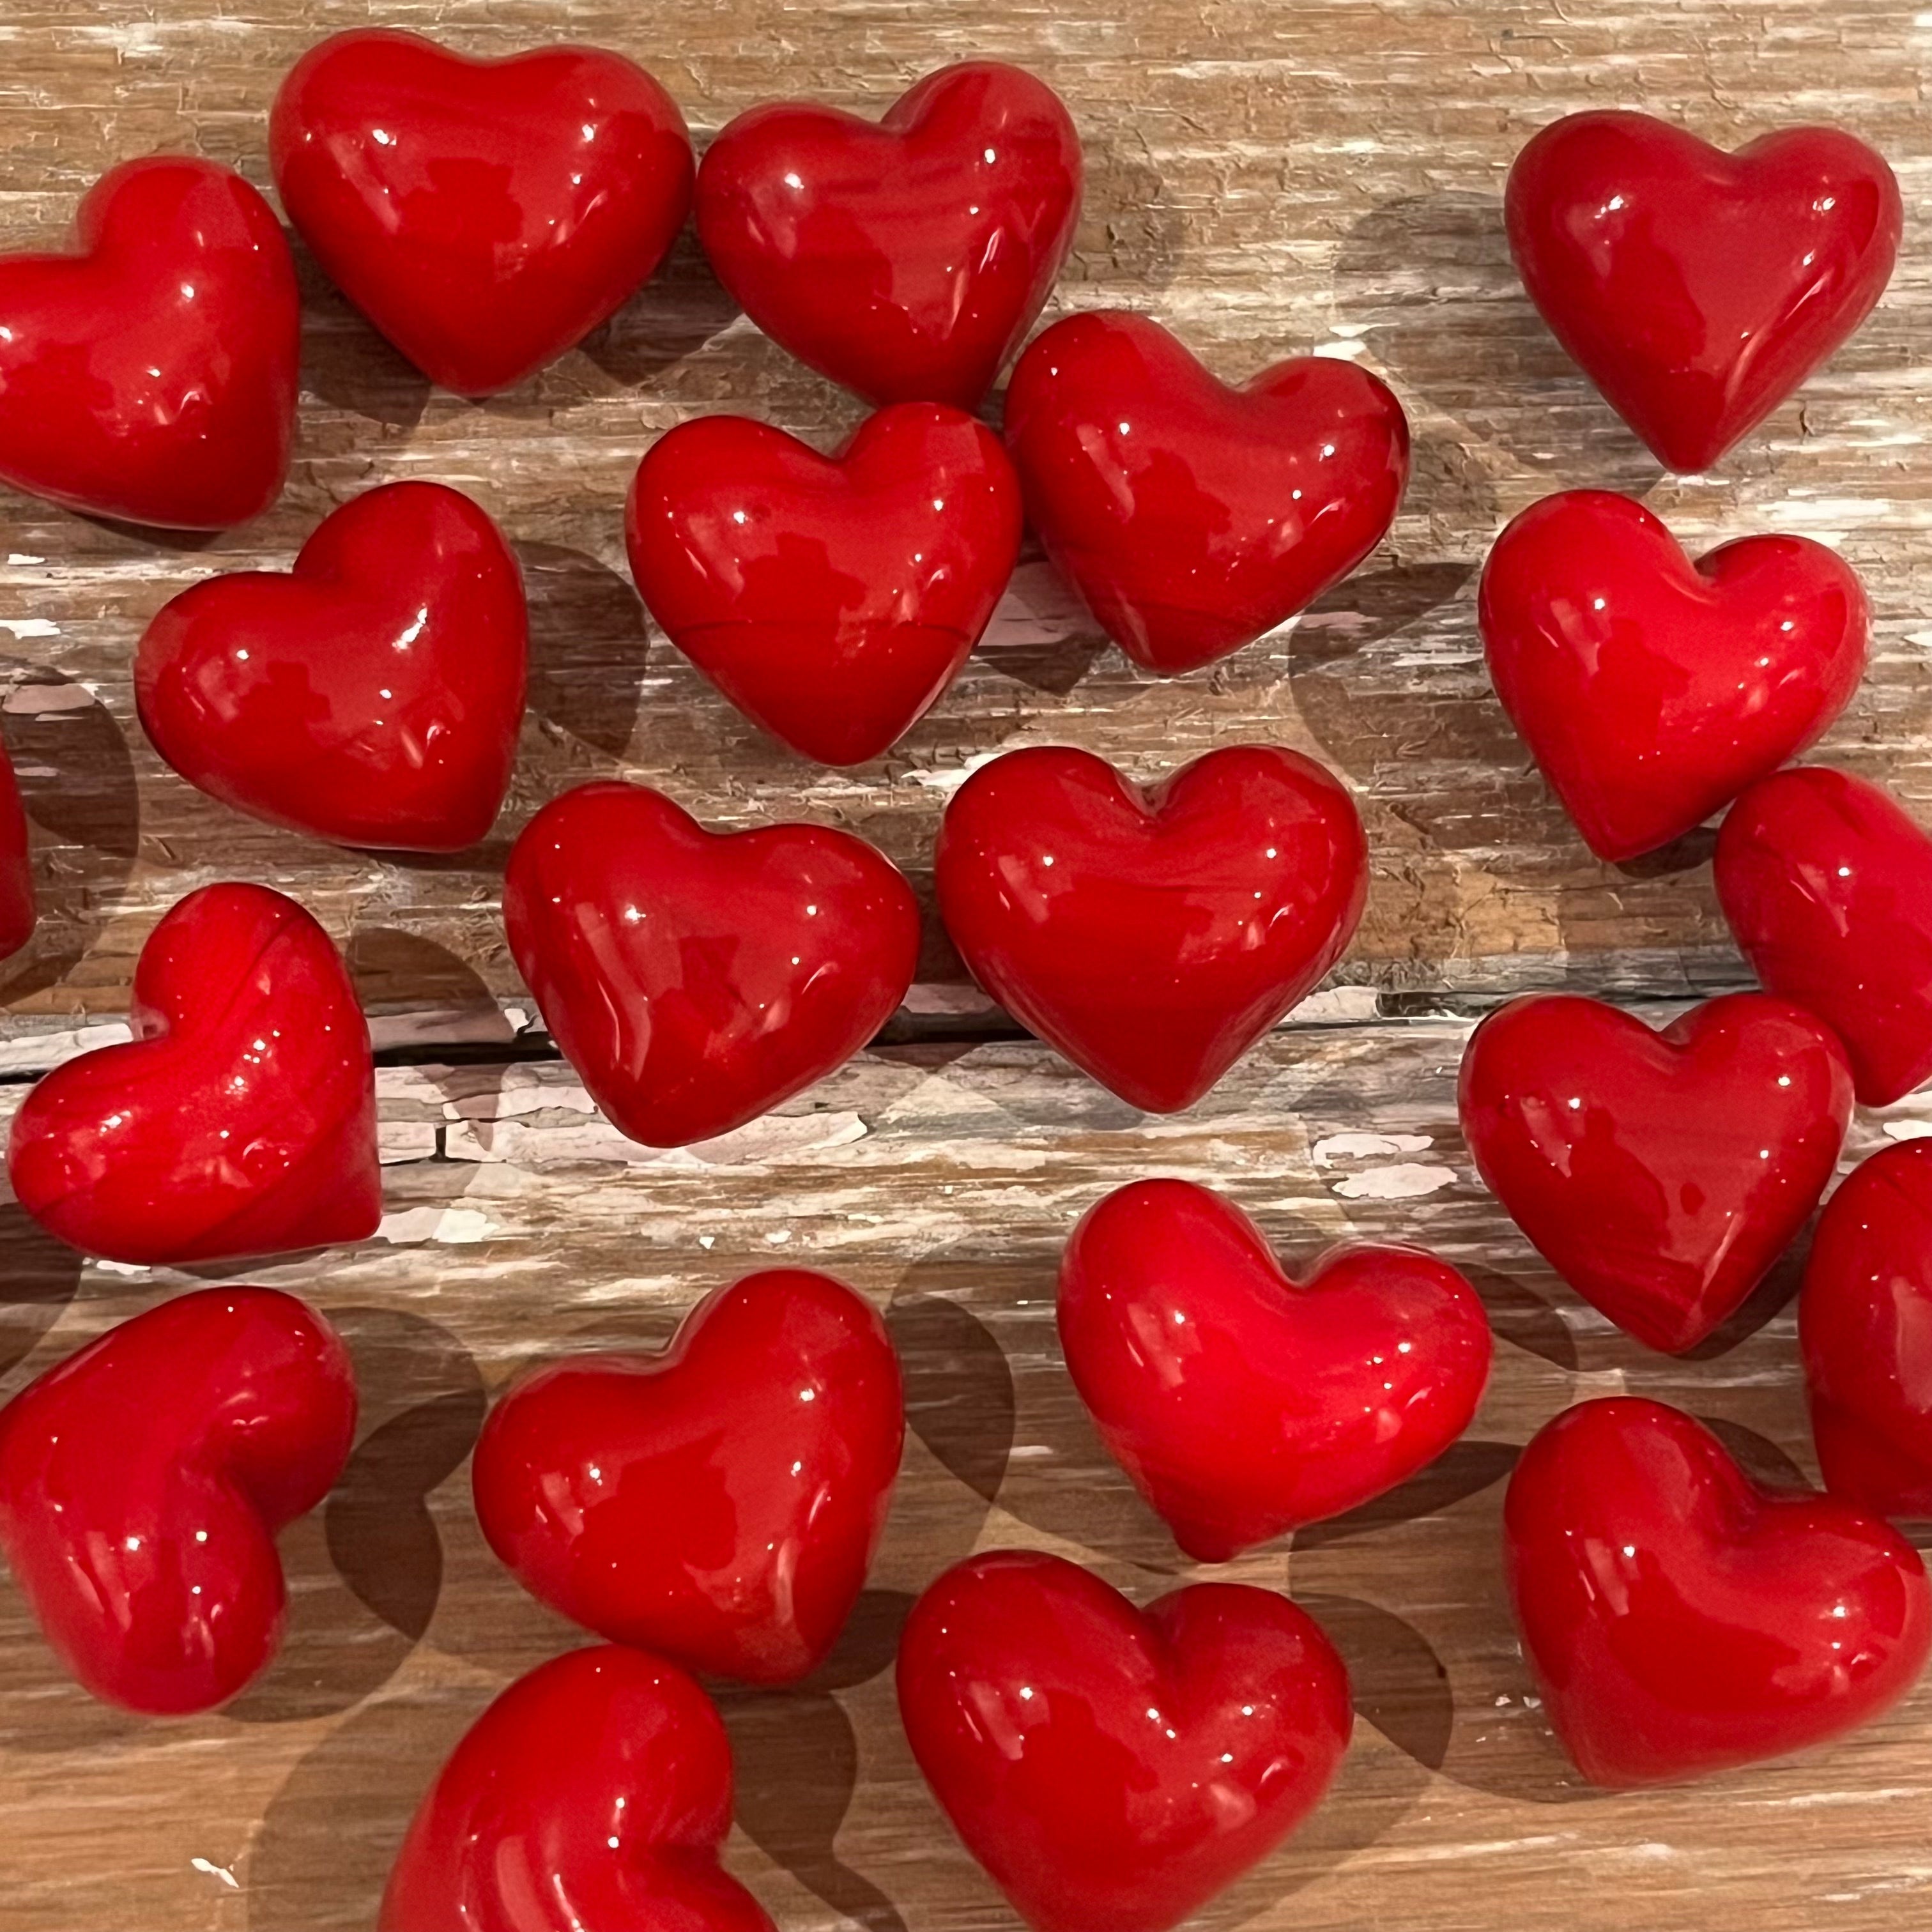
left=1059, top=1179, right=1491, bottom=1561
left=0, top=155, right=298, bottom=530
left=0, top=1286, right=355, bottom=1713
left=1479, top=489, right=1867, bottom=861
left=0, top=742, right=34, bottom=962
left=1717, top=767, right=1932, bottom=1107
left=135, top=481, right=528, bottom=853
left=1505, top=1397, right=1931, bottom=1787
left=503, top=780, right=919, bottom=1147
left=1003, top=312, right=1409, bottom=675
left=627, top=403, right=1022, bottom=766
left=897, top=1549, right=1351, bottom=1932
left=1459, top=992, right=1852, bottom=1353
left=271, top=28, right=694, bottom=397
left=380, top=1644, right=774, bottom=1932
left=933, top=745, right=1367, bottom=1112
left=7, top=883, right=382, bottom=1265
left=1506, top=110, right=1902, bottom=471
left=696, top=61, right=1082, bottom=409
left=473, top=1268, right=903, bottom=1684
left=1802, top=1140, right=1932, bottom=1519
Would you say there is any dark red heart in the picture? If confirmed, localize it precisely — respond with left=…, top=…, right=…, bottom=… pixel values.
left=0, top=1286, right=355, bottom=1713
left=7, top=882, right=382, bottom=1265
left=272, top=27, right=694, bottom=396
left=1506, top=110, right=1902, bottom=471
left=503, top=780, right=919, bottom=1147
left=473, top=1268, right=903, bottom=1684
left=0, top=743, right=34, bottom=962
left=0, top=155, right=298, bottom=529
left=696, top=61, right=1082, bottom=408
left=1459, top=992, right=1852, bottom=1353
left=1505, top=1397, right=1931, bottom=1786
left=1717, top=766, right=1932, bottom=1107
left=1802, top=1140, right=1932, bottom=1519
left=1479, top=489, right=1867, bottom=861
left=1004, top=312, right=1409, bottom=675
left=380, top=1644, right=774, bottom=1932
left=897, top=1549, right=1351, bottom=1932
left=934, top=745, right=1367, bottom=1112
left=627, top=402, right=1022, bottom=765
left=1059, top=1178, right=1491, bottom=1561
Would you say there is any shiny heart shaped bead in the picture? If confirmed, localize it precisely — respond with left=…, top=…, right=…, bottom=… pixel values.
left=503, top=780, right=919, bottom=1147
left=1004, top=312, right=1409, bottom=675
left=0, top=155, right=298, bottom=529
left=7, top=883, right=381, bottom=1265
left=933, top=745, right=1367, bottom=1112
left=272, top=28, right=694, bottom=396
left=1479, top=489, right=1867, bottom=861
left=1505, top=1397, right=1931, bottom=1786
left=0, top=1287, right=355, bottom=1713
left=473, top=1268, right=902, bottom=1683
left=1717, top=766, right=1932, bottom=1107
left=135, top=481, right=527, bottom=853
left=0, top=743, right=34, bottom=962
left=380, top=1644, right=774, bottom=1932
left=627, top=402, right=1022, bottom=765
left=897, top=1549, right=1351, bottom=1932
left=1506, top=111, right=1902, bottom=471
left=696, top=61, right=1082, bottom=408
left=1059, top=1178, right=1491, bottom=1561
left=1459, top=992, right=1852, bottom=1353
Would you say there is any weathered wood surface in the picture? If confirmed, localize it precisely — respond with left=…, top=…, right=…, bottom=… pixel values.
left=2, top=1, right=1932, bottom=1929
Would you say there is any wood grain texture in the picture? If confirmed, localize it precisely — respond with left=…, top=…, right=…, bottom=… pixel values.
left=1, top=1, right=1931, bottom=1928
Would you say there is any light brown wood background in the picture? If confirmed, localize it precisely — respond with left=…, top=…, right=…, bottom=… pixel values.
left=1, top=2, right=1929, bottom=1928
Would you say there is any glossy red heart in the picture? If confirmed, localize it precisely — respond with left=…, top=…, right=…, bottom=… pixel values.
left=1506, top=111, right=1902, bottom=471
left=473, top=1268, right=902, bottom=1684
left=1802, top=1140, right=1932, bottom=1519
left=0, top=1287, right=355, bottom=1713
left=1004, top=312, right=1409, bottom=675
left=696, top=61, right=1082, bottom=408
left=0, top=743, right=34, bottom=962
left=1059, top=1179, right=1491, bottom=1561
left=0, top=155, right=298, bottom=530
left=503, top=780, right=919, bottom=1147
left=380, top=1644, right=774, bottom=1932
left=1505, top=1397, right=1931, bottom=1787
left=934, top=745, right=1367, bottom=1112
left=628, top=403, right=1022, bottom=765
left=1717, top=767, right=1932, bottom=1107
left=272, top=28, right=694, bottom=397
left=7, top=883, right=381, bottom=1265
left=1459, top=992, right=1852, bottom=1353
left=1480, top=489, right=1867, bottom=861
left=897, top=1549, right=1351, bottom=1932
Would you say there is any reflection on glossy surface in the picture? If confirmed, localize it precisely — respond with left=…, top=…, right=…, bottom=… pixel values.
left=1459, top=992, right=1852, bottom=1354
left=1004, top=312, right=1409, bottom=676
left=0, top=742, right=34, bottom=961
left=0, top=155, right=298, bottom=529
left=474, top=1268, right=903, bottom=1684
left=696, top=61, right=1081, bottom=408
left=503, top=780, right=919, bottom=1148
left=1802, top=1140, right=1932, bottom=1518
left=1480, top=489, right=1867, bottom=862
left=1506, top=109, right=1901, bottom=471
left=380, top=1644, right=776, bottom=1932
left=1717, top=766, right=1932, bottom=1107
left=6, top=882, right=382, bottom=1265
left=272, top=27, right=694, bottom=396
left=934, top=745, right=1367, bottom=1113
left=629, top=402, right=1022, bottom=765
left=1505, top=1397, right=1931, bottom=1788
left=897, top=1549, right=1351, bottom=1932
left=1059, top=1179, right=1491, bottom=1562
left=0, top=1287, right=356, bottom=1713
left=136, top=481, right=528, bottom=852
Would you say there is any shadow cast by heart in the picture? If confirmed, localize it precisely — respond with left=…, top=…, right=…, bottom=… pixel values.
left=1294, top=1440, right=1522, bottom=1554
left=579, top=226, right=744, bottom=388
left=0, top=1201, right=84, bottom=1386
left=291, top=224, right=434, bottom=436
left=1459, top=1264, right=1580, bottom=1371
left=518, top=540, right=654, bottom=761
